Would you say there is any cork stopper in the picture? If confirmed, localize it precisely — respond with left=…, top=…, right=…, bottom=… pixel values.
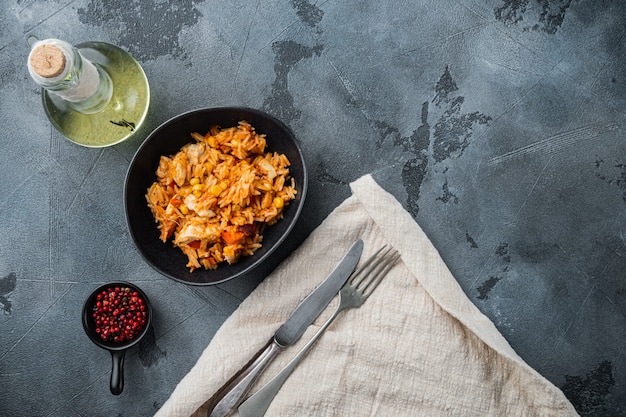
left=29, top=44, right=66, bottom=78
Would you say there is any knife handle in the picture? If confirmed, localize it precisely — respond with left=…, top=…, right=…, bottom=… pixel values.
left=206, top=339, right=282, bottom=417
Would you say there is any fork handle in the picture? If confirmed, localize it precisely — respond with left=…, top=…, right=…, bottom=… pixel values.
left=238, top=308, right=343, bottom=417
left=206, top=339, right=282, bottom=417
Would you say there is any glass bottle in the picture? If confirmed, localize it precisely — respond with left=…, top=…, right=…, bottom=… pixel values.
left=27, top=36, right=150, bottom=147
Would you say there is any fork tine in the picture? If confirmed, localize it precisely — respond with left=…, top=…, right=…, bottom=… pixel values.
left=348, top=245, right=388, bottom=286
left=360, top=251, right=400, bottom=296
left=350, top=245, right=400, bottom=294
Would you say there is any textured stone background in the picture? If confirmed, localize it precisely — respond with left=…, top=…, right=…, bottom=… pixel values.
left=0, top=0, right=625, bottom=415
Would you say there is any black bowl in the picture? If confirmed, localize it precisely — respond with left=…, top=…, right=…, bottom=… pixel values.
left=124, top=107, right=307, bottom=285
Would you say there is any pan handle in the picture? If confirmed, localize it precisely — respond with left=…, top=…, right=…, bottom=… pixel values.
left=110, top=350, right=126, bottom=395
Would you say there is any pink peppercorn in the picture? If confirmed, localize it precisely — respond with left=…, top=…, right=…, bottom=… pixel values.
left=91, top=286, right=148, bottom=343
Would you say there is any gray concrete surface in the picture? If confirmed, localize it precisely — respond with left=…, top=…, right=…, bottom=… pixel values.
left=1, top=0, right=625, bottom=416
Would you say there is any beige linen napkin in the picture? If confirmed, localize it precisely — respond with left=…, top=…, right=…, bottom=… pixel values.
left=155, top=174, right=578, bottom=417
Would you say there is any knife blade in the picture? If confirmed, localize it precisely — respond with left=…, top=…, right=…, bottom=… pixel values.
left=205, top=239, right=364, bottom=417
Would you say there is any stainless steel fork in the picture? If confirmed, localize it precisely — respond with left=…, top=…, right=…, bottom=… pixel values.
left=238, top=245, right=401, bottom=417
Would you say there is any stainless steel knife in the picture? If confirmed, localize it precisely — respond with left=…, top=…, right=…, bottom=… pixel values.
left=205, top=239, right=364, bottom=417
